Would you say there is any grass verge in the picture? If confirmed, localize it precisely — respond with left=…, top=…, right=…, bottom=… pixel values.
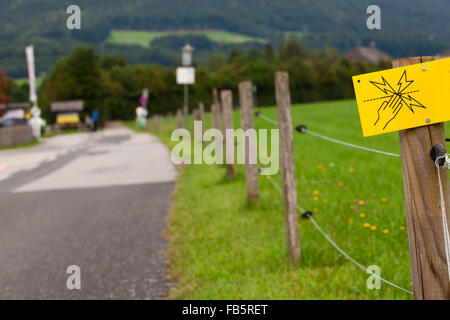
left=126, top=99, right=450, bottom=299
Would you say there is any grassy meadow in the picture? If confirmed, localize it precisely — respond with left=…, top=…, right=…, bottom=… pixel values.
left=126, top=98, right=449, bottom=299
left=106, top=30, right=267, bottom=48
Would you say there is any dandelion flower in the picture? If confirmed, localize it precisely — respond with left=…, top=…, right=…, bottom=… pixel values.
left=363, top=223, right=371, bottom=228
left=350, top=205, right=355, bottom=210
left=313, top=196, right=319, bottom=201
left=210, top=234, right=215, bottom=239
left=359, top=200, right=365, bottom=205
left=381, top=197, right=387, bottom=202
left=360, top=213, right=366, bottom=218
left=313, top=190, right=319, bottom=195
left=370, top=226, right=377, bottom=231
left=323, top=199, right=328, bottom=204
left=348, top=167, right=354, bottom=173
left=400, top=226, right=406, bottom=231
left=338, top=182, right=343, bottom=187
left=348, top=219, right=353, bottom=224
left=313, top=208, right=318, bottom=213
left=383, top=229, right=389, bottom=234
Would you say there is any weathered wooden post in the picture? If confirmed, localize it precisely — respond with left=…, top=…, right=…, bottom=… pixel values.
left=393, top=56, right=450, bottom=299
left=198, top=102, right=205, bottom=132
left=274, top=71, right=301, bottom=265
left=176, top=109, right=183, bottom=129
left=211, top=89, right=222, bottom=132
left=238, top=81, right=259, bottom=203
left=152, top=115, right=160, bottom=131
left=221, top=89, right=237, bottom=179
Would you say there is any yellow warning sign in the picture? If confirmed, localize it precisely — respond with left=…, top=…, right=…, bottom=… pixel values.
left=353, top=58, right=450, bottom=137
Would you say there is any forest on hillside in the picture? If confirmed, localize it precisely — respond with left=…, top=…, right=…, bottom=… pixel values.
left=2, top=42, right=387, bottom=123
left=1, top=0, right=449, bottom=77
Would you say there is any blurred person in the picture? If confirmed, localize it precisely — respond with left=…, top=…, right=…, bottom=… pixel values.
left=91, top=109, right=101, bottom=131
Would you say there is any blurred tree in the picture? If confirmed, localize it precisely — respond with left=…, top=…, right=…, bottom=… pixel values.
left=0, top=71, right=11, bottom=104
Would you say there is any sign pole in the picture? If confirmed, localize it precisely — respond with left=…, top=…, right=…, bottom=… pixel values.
left=394, top=56, right=450, bottom=299
left=184, top=84, right=189, bottom=129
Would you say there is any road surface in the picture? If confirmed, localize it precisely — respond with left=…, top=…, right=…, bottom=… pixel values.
left=0, top=125, right=176, bottom=299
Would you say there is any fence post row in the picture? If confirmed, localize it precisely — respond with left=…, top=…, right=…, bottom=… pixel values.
left=394, top=56, right=450, bottom=300
left=274, top=71, right=301, bottom=265
left=221, top=90, right=237, bottom=179
left=238, top=81, right=259, bottom=203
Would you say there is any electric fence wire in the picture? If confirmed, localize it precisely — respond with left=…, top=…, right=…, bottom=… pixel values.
left=255, top=111, right=413, bottom=294
left=262, top=172, right=413, bottom=295
left=256, top=112, right=401, bottom=158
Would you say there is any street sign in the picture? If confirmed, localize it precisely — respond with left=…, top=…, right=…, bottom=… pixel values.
left=353, top=57, right=450, bottom=137
left=51, top=100, right=84, bottom=112
left=176, top=67, right=195, bottom=85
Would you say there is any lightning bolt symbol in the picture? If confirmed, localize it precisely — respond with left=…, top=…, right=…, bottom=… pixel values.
left=400, top=94, right=426, bottom=113
left=397, top=70, right=414, bottom=93
left=370, top=76, right=396, bottom=95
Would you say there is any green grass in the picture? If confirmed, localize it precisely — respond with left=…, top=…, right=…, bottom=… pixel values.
left=13, top=77, right=43, bottom=88
left=127, top=99, right=447, bottom=299
left=0, top=139, right=40, bottom=151
left=106, top=30, right=267, bottom=48
left=284, top=31, right=305, bottom=40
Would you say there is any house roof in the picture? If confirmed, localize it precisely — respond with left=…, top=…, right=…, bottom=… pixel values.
left=346, top=45, right=391, bottom=64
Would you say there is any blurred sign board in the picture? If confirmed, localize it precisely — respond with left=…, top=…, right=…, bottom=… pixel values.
left=0, top=102, right=31, bottom=111
left=176, top=67, right=195, bottom=85
left=51, top=100, right=84, bottom=112
left=353, top=58, right=450, bottom=137
left=56, top=113, right=80, bottom=125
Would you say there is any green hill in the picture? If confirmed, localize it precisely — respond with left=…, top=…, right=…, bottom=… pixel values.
left=1, top=0, right=449, bottom=77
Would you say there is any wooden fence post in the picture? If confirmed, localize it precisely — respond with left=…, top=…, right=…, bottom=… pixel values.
left=221, top=89, right=237, bottom=179
left=198, top=102, right=205, bottom=132
left=211, top=89, right=223, bottom=132
left=393, top=56, right=450, bottom=299
left=152, top=115, right=160, bottom=131
left=275, top=71, right=301, bottom=265
left=176, top=109, right=183, bottom=129
left=239, top=80, right=259, bottom=202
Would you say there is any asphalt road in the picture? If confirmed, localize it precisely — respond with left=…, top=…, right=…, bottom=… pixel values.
left=0, top=126, right=176, bottom=299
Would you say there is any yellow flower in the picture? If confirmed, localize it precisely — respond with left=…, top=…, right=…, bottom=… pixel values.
left=359, top=200, right=365, bottom=205
left=313, top=208, right=318, bottom=213
left=313, top=196, right=319, bottom=201
left=381, top=197, right=387, bottom=202
left=313, top=190, right=319, bottom=195
left=317, top=164, right=323, bottom=169
left=348, top=167, right=354, bottom=173
left=348, top=219, right=353, bottom=224
left=370, top=226, right=377, bottom=231
left=360, top=213, right=366, bottom=218
left=210, top=234, right=215, bottom=239
left=338, top=182, right=343, bottom=187
left=350, top=205, right=355, bottom=210
left=400, top=226, right=406, bottom=231
left=363, top=223, right=371, bottom=228
left=383, top=229, right=389, bottom=234
left=323, top=199, right=328, bottom=204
